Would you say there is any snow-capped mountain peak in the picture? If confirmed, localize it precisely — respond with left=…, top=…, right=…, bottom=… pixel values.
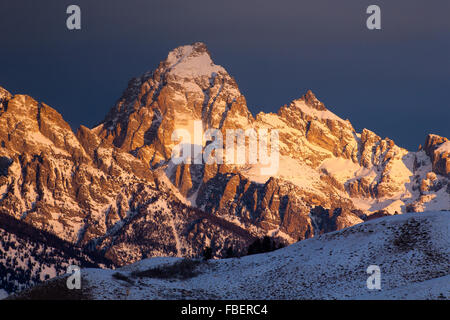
left=164, top=42, right=227, bottom=79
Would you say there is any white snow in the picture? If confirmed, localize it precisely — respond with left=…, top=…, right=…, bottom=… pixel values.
left=240, top=155, right=323, bottom=192
left=0, top=289, right=8, bottom=300
left=319, top=157, right=364, bottom=183
left=436, top=141, right=450, bottom=153
left=422, top=187, right=450, bottom=212
left=166, top=44, right=226, bottom=79
left=292, top=100, right=346, bottom=123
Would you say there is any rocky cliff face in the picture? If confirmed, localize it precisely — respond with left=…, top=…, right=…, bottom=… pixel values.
left=423, top=134, right=450, bottom=178
left=1, top=42, right=449, bottom=295
left=0, top=93, right=156, bottom=244
left=0, top=81, right=255, bottom=272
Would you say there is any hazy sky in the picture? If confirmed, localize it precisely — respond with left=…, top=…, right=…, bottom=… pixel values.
left=1, top=0, right=449, bottom=150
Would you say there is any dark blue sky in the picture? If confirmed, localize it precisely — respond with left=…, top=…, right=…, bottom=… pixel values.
left=0, top=0, right=449, bottom=150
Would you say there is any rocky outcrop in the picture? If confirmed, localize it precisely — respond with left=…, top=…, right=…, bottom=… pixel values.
left=423, top=134, right=450, bottom=178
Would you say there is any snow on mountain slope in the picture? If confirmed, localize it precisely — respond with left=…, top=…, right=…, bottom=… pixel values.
left=166, top=44, right=227, bottom=78
left=68, top=211, right=449, bottom=300
left=437, top=141, right=450, bottom=153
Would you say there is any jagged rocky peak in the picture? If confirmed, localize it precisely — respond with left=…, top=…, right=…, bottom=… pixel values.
left=299, top=89, right=327, bottom=111
left=277, top=89, right=349, bottom=127
left=0, top=86, right=12, bottom=100
left=424, top=134, right=449, bottom=154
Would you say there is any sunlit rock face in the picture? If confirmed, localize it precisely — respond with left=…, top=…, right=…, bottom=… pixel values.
left=423, top=134, right=450, bottom=178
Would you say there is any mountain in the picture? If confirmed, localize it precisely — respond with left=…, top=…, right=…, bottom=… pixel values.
left=11, top=211, right=450, bottom=300
left=0, top=82, right=255, bottom=266
left=1, top=42, right=449, bottom=295
left=93, top=42, right=449, bottom=240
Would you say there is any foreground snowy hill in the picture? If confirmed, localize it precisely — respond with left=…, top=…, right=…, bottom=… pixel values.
left=16, top=211, right=447, bottom=300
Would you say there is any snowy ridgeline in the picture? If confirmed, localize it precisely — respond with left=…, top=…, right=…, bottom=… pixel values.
left=64, top=211, right=449, bottom=300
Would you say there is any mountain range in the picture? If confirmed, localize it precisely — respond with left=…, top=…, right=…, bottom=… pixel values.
left=0, top=42, right=449, bottom=295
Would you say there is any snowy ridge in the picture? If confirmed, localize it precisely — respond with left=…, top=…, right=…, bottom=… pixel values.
left=291, top=98, right=347, bottom=123
left=61, top=211, right=449, bottom=300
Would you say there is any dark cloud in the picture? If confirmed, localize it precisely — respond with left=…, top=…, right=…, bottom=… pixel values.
left=0, top=0, right=449, bottom=150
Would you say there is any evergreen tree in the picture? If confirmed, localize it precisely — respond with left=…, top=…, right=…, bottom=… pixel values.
left=202, top=246, right=213, bottom=260
left=225, top=246, right=234, bottom=258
